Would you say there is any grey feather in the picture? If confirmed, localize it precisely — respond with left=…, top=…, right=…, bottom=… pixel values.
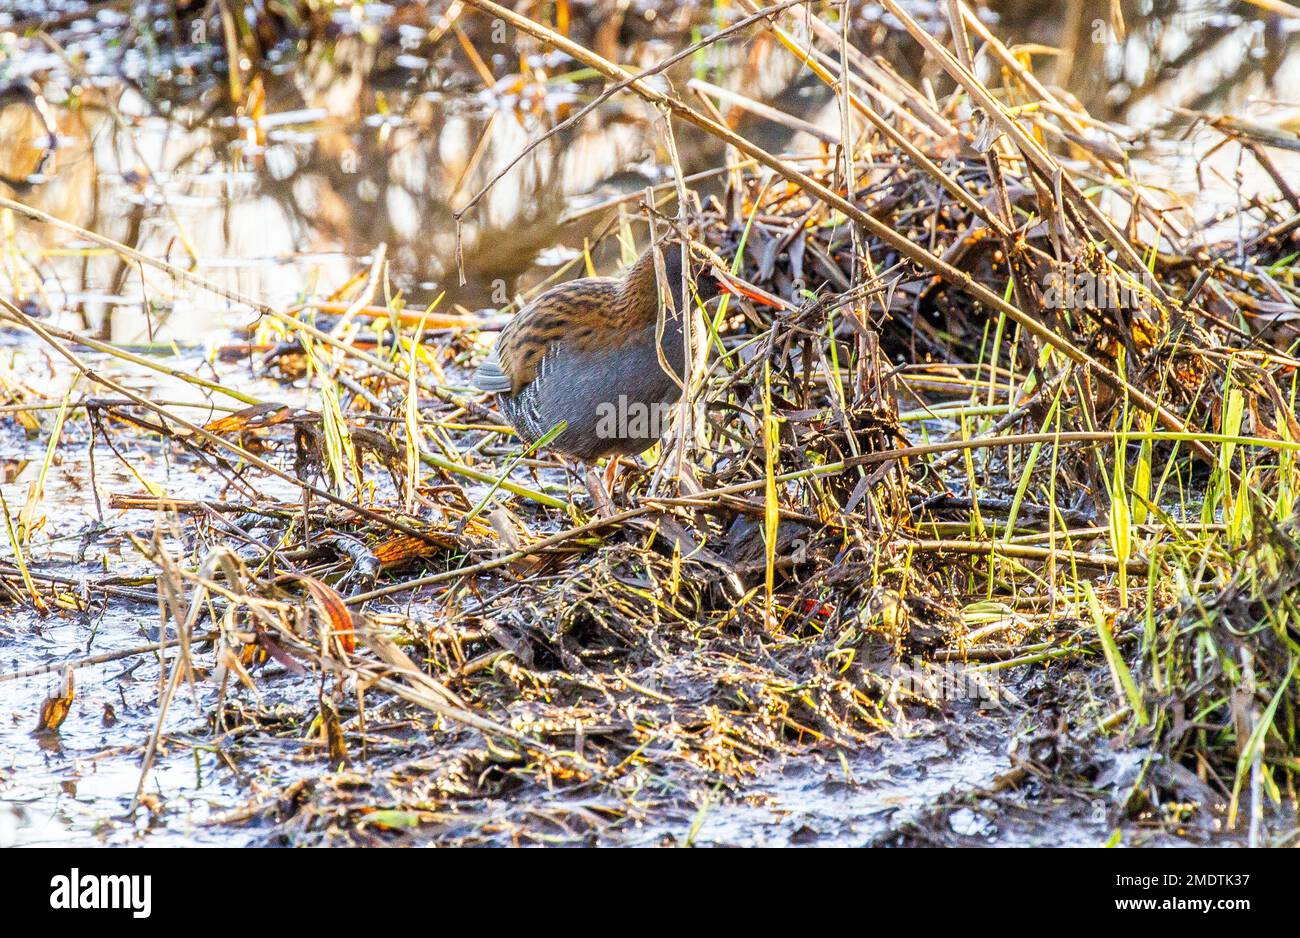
left=471, top=348, right=512, bottom=394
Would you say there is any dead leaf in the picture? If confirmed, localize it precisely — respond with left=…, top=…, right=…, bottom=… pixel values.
left=203, top=402, right=293, bottom=436
left=285, top=574, right=356, bottom=655
left=36, top=666, right=74, bottom=733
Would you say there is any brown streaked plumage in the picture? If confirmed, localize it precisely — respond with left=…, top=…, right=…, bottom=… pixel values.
left=473, top=241, right=719, bottom=461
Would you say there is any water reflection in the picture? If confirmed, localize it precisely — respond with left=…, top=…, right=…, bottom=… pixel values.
left=0, top=1, right=1295, bottom=340
left=1, top=5, right=736, bottom=338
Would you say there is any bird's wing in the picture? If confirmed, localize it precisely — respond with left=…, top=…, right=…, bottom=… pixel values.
left=472, top=279, right=622, bottom=396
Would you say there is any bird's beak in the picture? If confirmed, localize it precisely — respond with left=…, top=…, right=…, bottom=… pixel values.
left=712, top=271, right=789, bottom=310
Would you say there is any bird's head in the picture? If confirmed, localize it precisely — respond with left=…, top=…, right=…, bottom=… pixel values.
left=649, top=237, right=783, bottom=311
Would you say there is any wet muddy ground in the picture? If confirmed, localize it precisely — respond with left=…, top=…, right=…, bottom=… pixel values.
left=0, top=349, right=1012, bottom=846
left=0, top=349, right=1251, bottom=846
